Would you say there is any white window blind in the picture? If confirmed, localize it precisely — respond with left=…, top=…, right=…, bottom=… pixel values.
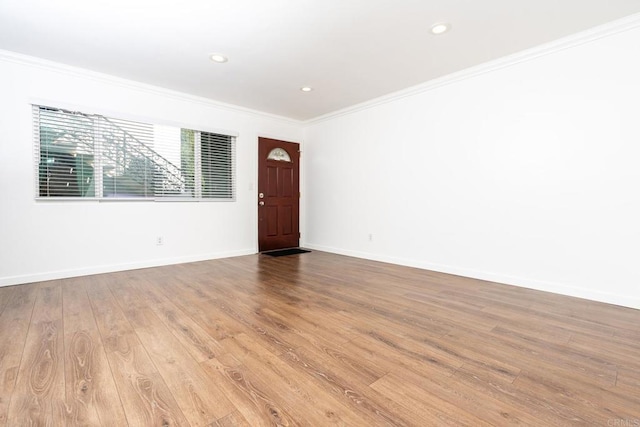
left=33, top=105, right=236, bottom=200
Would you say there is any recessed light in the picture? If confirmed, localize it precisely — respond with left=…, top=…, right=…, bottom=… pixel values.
left=430, top=23, right=451, bottom=35
left=209, top=53, right=228, bottom=63
left=300, top=87, right=313, bottom=92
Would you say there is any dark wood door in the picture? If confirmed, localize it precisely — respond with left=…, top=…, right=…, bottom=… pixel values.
left=258, top=137, right=300, bottom=251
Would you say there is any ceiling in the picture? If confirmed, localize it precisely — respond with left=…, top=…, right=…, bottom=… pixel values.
left=1, top=0, right=640, bottom=121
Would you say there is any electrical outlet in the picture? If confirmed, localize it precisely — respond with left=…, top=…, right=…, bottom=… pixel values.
left=156, top=236, right=164, bottom=246
left=368, top=233, right=373, bottom=242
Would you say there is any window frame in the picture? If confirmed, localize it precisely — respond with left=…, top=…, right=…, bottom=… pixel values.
left=32, top=103, right=238, bottom=202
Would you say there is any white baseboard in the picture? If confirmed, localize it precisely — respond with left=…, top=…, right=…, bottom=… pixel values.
left=0, top=248, right=256, bottom=287
left=303, top=243, right=640, bottom=310
left=6, top=244, right=637, bottom=311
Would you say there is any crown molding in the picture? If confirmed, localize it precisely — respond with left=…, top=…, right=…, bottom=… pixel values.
left=3, top=11, right=640, bottom=127
left=305, top=12, right=640, bottom=126
left=0, top=49, right=302, bottom=126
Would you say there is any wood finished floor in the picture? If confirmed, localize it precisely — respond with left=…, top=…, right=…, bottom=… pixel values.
left=0, top=251, right=639, bottom=426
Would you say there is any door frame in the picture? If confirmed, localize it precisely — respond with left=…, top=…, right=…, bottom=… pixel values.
left=257, top=137, right=301, bottom=252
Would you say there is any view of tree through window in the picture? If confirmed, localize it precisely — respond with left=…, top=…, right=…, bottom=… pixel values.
left=34, top=105, right=235, bottom=200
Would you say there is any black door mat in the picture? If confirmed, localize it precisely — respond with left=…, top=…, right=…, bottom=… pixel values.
left=262, top=248, right=311, bottom=257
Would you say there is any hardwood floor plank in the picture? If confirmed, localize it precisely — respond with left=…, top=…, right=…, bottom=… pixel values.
left=108, top=282, right=235, bottom=425
left=446, top=328, right=618, bottom=389
left=0, top=286, right=14, bottom=317
left=616, top=367, right=640, bottom=399
left=224, top=333, right=394, bottom=426
left=343, top=332, right=460, bottom=380
left=279, top=345, right=421, bottom=426
left=106, top=344, right=189, bottom=427
left=490, top=319, right=574, bottom=346
left=405, top=331, right=522, bottom=384
left=61, top=279, right=128, bottom=426
left=0, top=285, right=37, bottom=426
left=482, top=302, right=629, bottom=340
left=160, top=273, right=335, bottom=361
left=211, top=410, right=252, bottom=427
left=287, top=272, right=499, bottom=337
left=124, top=276, right=225, bottom=362
left=1, top=251, right=638, bottom=425
left=257, top=305, right=355, bottom=351
left=513, top=369, right=640, bottom=424
left=7, top=283, right=65, bottom=426
left=490, top=326, right=619, bottom=387
left=87, top=275, right=141, bottom=354
left=567, top=331, right=640, bottom=370
left=198, top=290, right=314, bottom=356
left=265, top=311, right=386, bottom=386
left=88, top=275, right=189, bottom=426
left=450, top=366, right=590, bottom=425
left=201, top=355, right=302, bottom=426
left=528, top=299, right=640, bottom=332
left=370, top=372, right=493, bottom=426
left=153, top=277, right=245, bottom=342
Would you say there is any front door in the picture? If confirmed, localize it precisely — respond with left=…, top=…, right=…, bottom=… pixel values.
left=258, top=137, right=300, bottom=252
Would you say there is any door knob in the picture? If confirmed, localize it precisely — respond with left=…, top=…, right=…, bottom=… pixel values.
left=259, top=201, right=265, bottom=206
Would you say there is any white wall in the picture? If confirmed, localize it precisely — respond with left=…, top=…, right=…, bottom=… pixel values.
left=302, top=24, right=640, bottom=309
left=3, top=23, right=640, bottom=310
left=0, top=53, right=303, bottom=285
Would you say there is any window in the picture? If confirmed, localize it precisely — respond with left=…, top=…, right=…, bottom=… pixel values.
left=267, top=147, right=291, bottom=162
left=34, top=105, right=235, bottom=200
